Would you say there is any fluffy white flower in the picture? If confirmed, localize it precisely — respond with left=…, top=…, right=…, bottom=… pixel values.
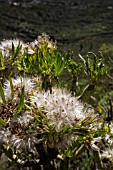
left=4, top=77, right=35, bottom=102
left=31, top=88, right=88, bottom=130
left=37, top=33, right=57, bottom=49
left=31, top=88, right=94, bottom=149
left=0, top=113, right=36, bottom=152
left=0, top=39, right=26, bottom=58
left=17, top=111, right=34, bottom=127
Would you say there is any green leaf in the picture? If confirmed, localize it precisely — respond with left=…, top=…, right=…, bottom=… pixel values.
left=0, top=81, right=6, bottom=104
left=0, top=117, right=7, bottom=126
left=11, top=42, right=22, bottom=64
left=79, top=52, right=108, bottom=84
left=0, top=51, right=5, bottom=70
left=72, top=144, right=86, bottom=159
left=67, top=59, right=81, bottom=77
left=17, top=86, right=24, bottom=113
left=93, top=150, right=104, bottom=170
left=79, top=54, right=86, bottom=64
left=9, top=77, right=14, bottom=100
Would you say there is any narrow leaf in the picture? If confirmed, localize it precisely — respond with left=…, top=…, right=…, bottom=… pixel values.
left=11, top=42, right=22, bottom=64
left=17, top=86, right=24, bottom=113
left=79, top=54, right=86, bottom=63
left=9, top=77, right=14, bottom=100
left=0, top=81, right=6, bottom=103
left=0, top=117, right=7, bottom=126
left=0, top=51, right=5, bottom=69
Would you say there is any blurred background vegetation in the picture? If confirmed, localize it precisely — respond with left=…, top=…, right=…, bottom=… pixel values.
left=0, top=0, right=113, bottom=55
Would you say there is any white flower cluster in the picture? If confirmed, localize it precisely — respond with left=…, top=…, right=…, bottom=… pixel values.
left=30, top=87, right=96, bottom=149
left=37, top=33, right=57, bottom=49
left=3, top=77, right=35, bottom=103
left=0, top=127, right=37, bottom=152
left=31, top=88, right=89, bottom=130
left=1, top=75, right=95, bottom=149
left=0, top=109, right=35, bottom=151
left=0, top=39, right=26, bottom=58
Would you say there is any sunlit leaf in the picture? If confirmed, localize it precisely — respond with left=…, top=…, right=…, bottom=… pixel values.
left=0, top=117, right=7, bottom=126
left=9, top=77, right=14, bottom=100
left=0, top=51, right=5, bottom=70
left=11, top=42, right=22, bottom=64
left=17, top=86, right=24, bottom=113
left=0, top=81, right=6, bottom=103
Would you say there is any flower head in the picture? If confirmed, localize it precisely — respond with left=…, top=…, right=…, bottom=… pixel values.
left=0, top=110, right=36, bottom=152
left=4, top=77, right=35, bottom=103
left=0, top=39, right=26, bottom=58
left=31, top=88, right=90, bottom=130
left=37, top=33, right=57, bottom=49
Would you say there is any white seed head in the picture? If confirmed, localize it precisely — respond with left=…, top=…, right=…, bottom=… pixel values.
left=0, top=39, right=26, bottom=58
left=31, top=88, right=88, bottom=130
left=4, top=77, right=35, bottom=102
left=37, top=33, right=57, bottom=49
